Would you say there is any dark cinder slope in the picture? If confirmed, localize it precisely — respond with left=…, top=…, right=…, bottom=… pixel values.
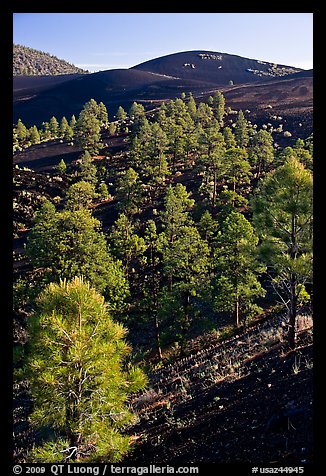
left=132, top=50, right=302, bottom=85
left=219, top=74, right=313, bottom=142
left=221, top=74, right=313, bottom=115
left=13, top=68, right=217, bottom=126
left=13, top=50, right=310, bottom=128
left=13, top=74, right=85, bottom=101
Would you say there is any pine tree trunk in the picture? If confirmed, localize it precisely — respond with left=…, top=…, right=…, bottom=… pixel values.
left=212, top=170, right=217, bottom=210
left=255, top=160, right=262, bottom=182
left=150, top=245, right=162, bottom=360
left=154, top=314, right=162, bottom=360
left=288, top=214, right=298, bottom=348
left=288, top=282, right=297, bottom=349
left=181, top=291, right=191, bottom=350
left=234, top=268, right=240, bottom=326
left=235, top=295, right=240, bottom=327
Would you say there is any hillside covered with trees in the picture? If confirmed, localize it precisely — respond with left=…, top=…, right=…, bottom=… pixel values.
left=13, top=44, right=88, bottom=76
left=13, top=91, right=313, bottom=465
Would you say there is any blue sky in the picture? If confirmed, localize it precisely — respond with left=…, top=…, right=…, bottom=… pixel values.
left=13, top=13, right=313, bottom=72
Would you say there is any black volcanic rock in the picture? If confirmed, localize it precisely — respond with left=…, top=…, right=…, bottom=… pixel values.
left=13, top=74, right=85, bottom=101
left=13, top=68, right=217, bottom=126
left=132, top=50, right=303, bottom=85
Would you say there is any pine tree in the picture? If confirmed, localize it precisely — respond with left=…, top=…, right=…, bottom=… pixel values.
left=16, top=118, right=28, bottom=145
left=60, top=116, right=70, bottom=138
left=65, top=181, right=97, bottom=210
left=115, top=168, right=143, bottom=217
left=214, top=211, right=266, bottom=326
left=59, top=116, right=74, bottom=141
left=26, top=201, right=128, bottom=311
left=110, top=213, right=147, bottom=279
left=82, top=98, right=100, bottom=118
left=137, top=122, right=170, bottom=198
left=29, top=125, right=41, bottom=145
left=75, top=111, right=102, bottom=154
left=223, top=126, right=236, bottom=149
left=165, top=120, right=186, bottom=172
left=223, top=147, right=251, bottom=199
left=49, top=116, right=59, bottom=138
left=142, top=220, right=165, bottom=359
left=250, top=129, right=274, bottom=180
left=69, top=115, right=77, bottom=129
left=252, top=156, right=313, bottom=348
left=99, top=182, right=109, bottom=200
left=98, top=101, right=109, bottom=126
left=64, top=124, right=74, bottom=141
left=74, top=99, right=106, bottom=153
left=162, top=225, right=210, bottom=344
left=76, top=151, right=97, bottom=185
left=293, top=140, right=313, bottom=171
left=212, top=90, right=225, bottom=125
left=196, top=102, right=214, bottom=128
left=129, top=102, right=145, bottom=121
left=41, top=121, right=52, bottom=141
left=186, top=92, right=197, bottom=119
left=197, top=122, right=225, bottom=209
left=109, top=122, right=117, bottom=136
left=160, top=183, right=195, bottom=244
left=116, top=106, right=127, bottom=122
left=198, top=209, right=218, bottom=244
left=57, top=159, right=67, bottom=175
left=234, top=110, right=249, bottom=148
left=24, top=276, right=147, bottom=462
left=217, top=189, right=249, bottom=217
left=159, top=183, right=196, bottom=297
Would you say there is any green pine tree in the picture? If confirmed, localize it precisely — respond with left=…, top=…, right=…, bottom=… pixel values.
left=252, top=156, right=313, bottom=347
left=76, top=151, right=98, bottom=185
left=29, top=125, right=41, bottom=145
left=57, top=159, right=67, bottom=175
left=250, top=129, right=275, bottom=180
left=49, top=116, right=59, bottom=138
left=162, top=225, right=210, bottom=344
left=65, top=181, right=97, bottom=210
left=110, top=213, right=147, bottom=279
left=115, top=168, right=143, bottom=217
left=214, top=211, right=266, bottom=326
left=16, top=118, right=28, bottom=145
left=59, top=116, right=70, bottom=138
left=116, top=106, right=127, bottom=122
left=234, top=110, right=249, bottom=148
left=26, top=201, right=128, bottom=311
left=212, top=90, right=225, bottom=125
left=99, top=182, right=109, bottom=200
left=24, top=276, right=147, bottom=463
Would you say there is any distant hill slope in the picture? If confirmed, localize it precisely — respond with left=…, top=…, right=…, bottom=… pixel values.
left=13, top=50, right=311, bottom=129
left=13, top=68, right=218, bottom=125
left=132, top=50, right=303, bottom=85
left=13, top=74, right=85, bottom=101
left=13, top=44, right=88, bottom=76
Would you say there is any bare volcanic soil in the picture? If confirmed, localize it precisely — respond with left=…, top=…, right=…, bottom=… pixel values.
left=13, top=138, right=84, bottom=172
left=13, top=69, right=218, bottom=127
left=221, top=76, right=312, bottom=130
left=132, top=50, right=302, bottom=85
left=124, top=328, right=313, bottom=465
left=13, top=74, right=84, bottom=101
